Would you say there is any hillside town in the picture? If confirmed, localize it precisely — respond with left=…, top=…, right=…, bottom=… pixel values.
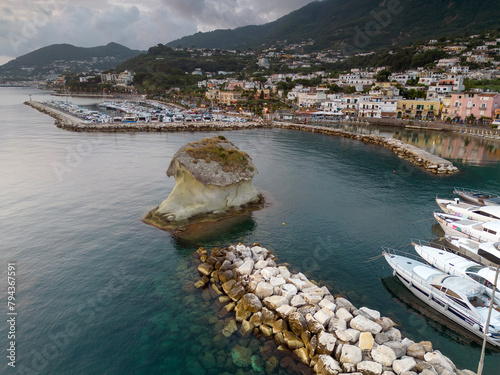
left=6, top=32, right=500, bottom=126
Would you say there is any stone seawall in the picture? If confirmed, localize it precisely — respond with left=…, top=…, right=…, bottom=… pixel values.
left=271, top=122, right=458, bottom=174
left=194, top=243, right=475, bottom=375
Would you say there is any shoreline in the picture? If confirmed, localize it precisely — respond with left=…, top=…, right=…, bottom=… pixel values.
left=25, top=100, right=458, bottom=174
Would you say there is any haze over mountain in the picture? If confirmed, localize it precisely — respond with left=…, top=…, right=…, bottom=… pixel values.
left=0, top=42, right=143, bottom=79
left=167, top=0, right=500, bottom=52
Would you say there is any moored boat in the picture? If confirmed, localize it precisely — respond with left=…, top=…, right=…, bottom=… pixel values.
left=436, top=197, right=500, bottom=222
left=412, top=239, right=500, bottom=292
left=454, top=187, right=500, bottom=206
left=434, top=212, right=500, bottom=243
left=122, top=114, right=138, bottom=123
left=383, top=249, right=500, bottom=348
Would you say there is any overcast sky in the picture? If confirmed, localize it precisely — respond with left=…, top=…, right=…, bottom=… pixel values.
left=0, top=0, right=318, bottom=65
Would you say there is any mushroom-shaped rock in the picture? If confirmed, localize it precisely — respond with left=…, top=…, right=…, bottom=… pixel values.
left=145, top=136, right=261, bottom=225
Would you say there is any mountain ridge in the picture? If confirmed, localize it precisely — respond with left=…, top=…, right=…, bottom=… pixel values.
left=166, top=0, right=500, bottom=52
left=0, top=42, right=143, bottom=79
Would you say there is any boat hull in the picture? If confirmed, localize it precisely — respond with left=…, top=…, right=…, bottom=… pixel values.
left=384, top=253, right=500, bottom=348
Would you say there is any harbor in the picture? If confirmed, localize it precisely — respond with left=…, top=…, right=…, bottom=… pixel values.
left=25, top=100, right=459, bottom=174
left=4, top=86, right=500, bottom=375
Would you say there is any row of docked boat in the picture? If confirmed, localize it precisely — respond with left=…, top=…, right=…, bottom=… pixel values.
left=52, top=99, right=251, bottom=124
left=46, top=100, right=114, bottom=123
left=383, top=187, right=500, bottom=348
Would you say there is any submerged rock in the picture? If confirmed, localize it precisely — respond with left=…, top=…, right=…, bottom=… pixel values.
left=144, top=136, right=262, bottom=230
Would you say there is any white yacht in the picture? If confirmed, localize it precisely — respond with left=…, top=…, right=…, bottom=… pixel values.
left=383, top=249, right=500, bottom=348
left=412, top=240, right=500, bottom=292
left=436, top=197, right=500, bottom=222
left=434, top=212, right=500, bottom=243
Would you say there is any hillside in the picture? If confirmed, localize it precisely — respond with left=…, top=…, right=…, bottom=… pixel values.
left=0, top=42, right=143, bottom=79
left=167, top=0, right=500, bottom=52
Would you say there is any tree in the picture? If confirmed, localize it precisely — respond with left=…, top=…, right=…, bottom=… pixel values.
left=376, top=70, right=391, bottom=82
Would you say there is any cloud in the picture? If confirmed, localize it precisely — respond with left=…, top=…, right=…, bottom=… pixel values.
left=0, top=0, right=316, bottom=64
left=165, top=0, right=317, bottom=31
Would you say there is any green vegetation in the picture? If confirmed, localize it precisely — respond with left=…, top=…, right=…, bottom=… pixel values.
left=185, top=137, right=253, bottom=174
left=464, top=78, right=500, bottom=92
left=332, top=47, right=449, bottom=72
left=166, top=0, right=500, bottom=53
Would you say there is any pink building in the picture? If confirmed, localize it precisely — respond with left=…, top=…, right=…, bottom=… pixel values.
left=450, top=92, right=500, bottom=125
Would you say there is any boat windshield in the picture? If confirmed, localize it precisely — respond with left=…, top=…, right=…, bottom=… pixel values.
left=466, top=265, right=484, bottom=273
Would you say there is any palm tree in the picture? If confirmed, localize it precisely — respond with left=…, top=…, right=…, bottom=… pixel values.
left=466, top=113, right=476, bottom=125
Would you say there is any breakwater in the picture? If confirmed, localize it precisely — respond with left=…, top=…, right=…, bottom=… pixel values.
left=26, top=101, right=458, bottom=174
left=272, top=122, right=458, bottom=174
left=194, top=243, right=475, bottom=375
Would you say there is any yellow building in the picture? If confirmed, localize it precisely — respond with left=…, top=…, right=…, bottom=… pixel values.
left=205, top=89, right=243, bottom=105
left=396, top=99, right=441, bottom=120
left=219, top=91, right=242, bottom=105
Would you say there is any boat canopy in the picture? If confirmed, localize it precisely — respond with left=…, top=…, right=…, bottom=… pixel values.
left=413, top=265, right=439, bottom=281
left=441, top=275, right=482, bottom=296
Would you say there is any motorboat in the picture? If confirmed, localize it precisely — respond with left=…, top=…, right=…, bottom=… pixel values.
left=454, top=187, right=500, bottom=206
left=436, top=197, right=500, bottom=222
left=412, top=239, right=500, bottom=292
left=383, top=249, right=500, bottom=348
left=122, top=114, right=138, bottom=123
left=434, top=212, right=500, bottom=243
left=445, top=236, right=498, bottom=267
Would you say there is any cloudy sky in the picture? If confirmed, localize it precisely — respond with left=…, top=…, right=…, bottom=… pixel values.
left=0, top=0, right=318, bottom=65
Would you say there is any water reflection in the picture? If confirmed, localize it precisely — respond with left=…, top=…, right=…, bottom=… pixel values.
left=170, top=213, right=257, bottom=251
left=318, top=122, right=500, bottom=165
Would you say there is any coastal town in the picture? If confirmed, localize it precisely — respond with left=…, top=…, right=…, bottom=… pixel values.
left=4, top=32, right=500, bottom=128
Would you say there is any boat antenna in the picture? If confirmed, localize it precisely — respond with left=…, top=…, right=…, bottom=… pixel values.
left=477, top=243, right=500, bottom=375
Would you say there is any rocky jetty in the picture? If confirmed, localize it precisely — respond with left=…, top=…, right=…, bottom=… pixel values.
left=271, top=123, right=458, bottom=174
left=144, top=137, right=262, bottom=229
left=194, top=243, right=475, bottom=375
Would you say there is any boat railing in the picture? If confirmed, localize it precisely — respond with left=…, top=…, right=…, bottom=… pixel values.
left=410, top=238, right=452, bottom=253
left=454, top=187, right=500, bottom=199
left=382, top=247, right=423, bottom=262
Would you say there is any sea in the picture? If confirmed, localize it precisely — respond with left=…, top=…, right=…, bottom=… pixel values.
left=1, top=87, right=500, bottom=375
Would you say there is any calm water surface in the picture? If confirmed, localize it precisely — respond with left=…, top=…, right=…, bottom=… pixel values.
left=1, top=88, right=500, bottom=374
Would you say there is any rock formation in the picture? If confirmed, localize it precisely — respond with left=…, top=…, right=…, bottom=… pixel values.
left=145, top=136, right=262, bottom=229
left=193, top=243, right=475, bottom=375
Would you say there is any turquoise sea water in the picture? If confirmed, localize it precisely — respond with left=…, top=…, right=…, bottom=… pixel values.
left=1, top=87, right=500, bottom=374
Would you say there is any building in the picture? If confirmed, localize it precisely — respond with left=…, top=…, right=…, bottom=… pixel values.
left=358, top=96, right=380, bottom=118
left=116, top=71, right=134, bottom=86
left=296, top=88, right=327, bottom=108
left=205, top=89, right=243, bottom=105
left=396, top=99, right=440, bottom=120
left=450, top=92, right=500, bottom=124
